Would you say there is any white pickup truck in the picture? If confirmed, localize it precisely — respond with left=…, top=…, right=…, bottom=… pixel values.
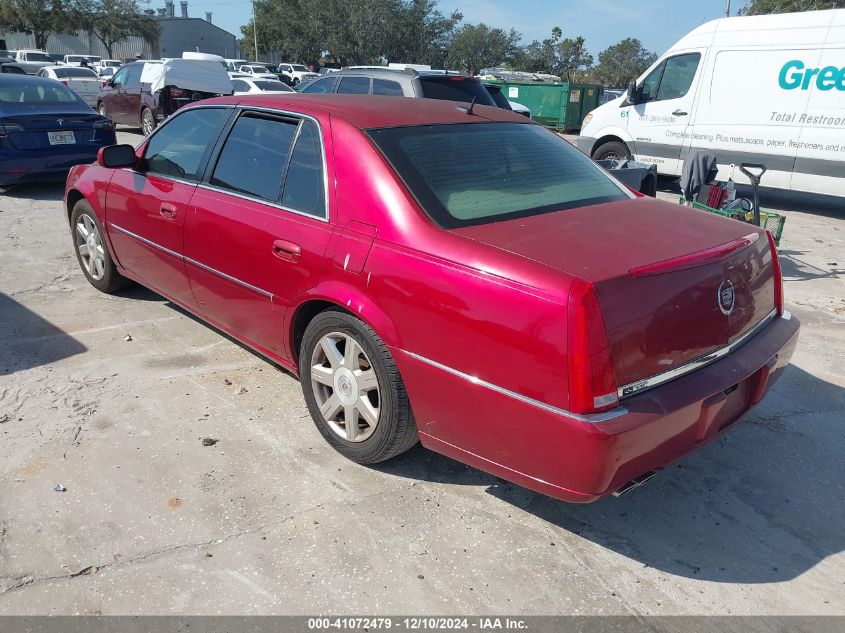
left=13, top=50, right=54, bottom=74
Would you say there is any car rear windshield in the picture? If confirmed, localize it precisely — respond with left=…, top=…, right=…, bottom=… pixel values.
left=25, top=52, right=51, bottom=62
left=0, top=80, right=80, bottom=105
left=367, top=122, right=628, bottom=228
left=254, top=80, right=292, bottom=91
left=54, top=67, right=99, bottom=78
left=418, top=75, right=496, bottom=105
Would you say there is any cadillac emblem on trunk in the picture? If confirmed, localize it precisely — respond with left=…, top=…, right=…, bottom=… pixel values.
left=718, top=280, right=735, bottom=315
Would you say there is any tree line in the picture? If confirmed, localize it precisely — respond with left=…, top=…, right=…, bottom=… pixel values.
left=241, top=0, right=659, bottom=87
left=0, top=0, right=158, bottom=58
left=2, top=0, right=841, bottom=84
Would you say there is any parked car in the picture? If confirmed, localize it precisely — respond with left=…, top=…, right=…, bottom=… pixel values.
left=276, top=63, right=319, bottom=86
left=98, top=66, right=118, bottom=79
left=12, top=50, right=54, bottom=74
left=299, top=67, right=497, bottom=107
left=0, top=75, right=116, bottom=187
left=37, top=66, right=103, bottom=106
left=231, top=78, right=295, bottom=95
left=598, top=88, right=624, bottom=105
left=97, top=59, right=232, bottom=135
left=484, top=82, right=531, bottom=118
left=238, top=64, right=278, bottom=81
left=96, top=59, right=123, bottom=72
left=64, top=94, right=799, bottom=502
left=63, top=54, right=102, bottom=67
left=0, top=63, right=26, bottom=75
left=224, top=58, right=250, bottom=72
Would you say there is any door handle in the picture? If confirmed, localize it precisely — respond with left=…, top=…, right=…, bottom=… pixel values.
left=159, top=203, right=177, bottom=220
left=672, top=109, right=689, bottom=116
left=272, top=239, right=301, bottom=261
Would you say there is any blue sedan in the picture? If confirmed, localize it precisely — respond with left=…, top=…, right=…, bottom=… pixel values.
left=0, top=74, right=116, bottom=187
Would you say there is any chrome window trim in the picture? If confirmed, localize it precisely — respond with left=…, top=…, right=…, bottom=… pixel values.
left=109, top=223, right=273, bottom=299
left=402, top=350, right=629, bottom=424
left=617, top=309, right=779, bottom=399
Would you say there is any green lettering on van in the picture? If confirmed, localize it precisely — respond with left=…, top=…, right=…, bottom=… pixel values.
left=780, top=60, right=845, bottom=91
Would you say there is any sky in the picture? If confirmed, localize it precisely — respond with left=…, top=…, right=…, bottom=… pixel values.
left=173, top=0, right=741, bottom=58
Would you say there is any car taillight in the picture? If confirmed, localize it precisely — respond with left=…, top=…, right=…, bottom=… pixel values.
left=93, top=119, right=114, bottom=130
left=0, top=121, right=24, bottom=136
left=766, top=230, right=784, bottom=316
left=567, top=279, right=619, bottom=414
left=169, top=88, right=186, bottom=97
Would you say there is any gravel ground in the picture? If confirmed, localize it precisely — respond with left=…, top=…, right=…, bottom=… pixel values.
left=0, top=127, right=843, bottom=616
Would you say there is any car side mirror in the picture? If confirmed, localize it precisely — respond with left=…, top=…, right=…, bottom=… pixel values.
left=625, top=80, right=640, bottom=106
left=98, top=144, right=137, bottom=169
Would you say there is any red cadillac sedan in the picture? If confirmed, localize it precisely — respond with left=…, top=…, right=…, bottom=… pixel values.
left=64, top=95, right=799, bottom=502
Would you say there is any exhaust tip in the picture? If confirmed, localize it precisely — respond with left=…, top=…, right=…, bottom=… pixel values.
left=612, top=471, right=658, bottom=497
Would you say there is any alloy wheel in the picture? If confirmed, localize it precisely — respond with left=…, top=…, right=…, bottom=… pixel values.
left=141, top=109, right=154, bottom=136
left=310, top=332, right=380, bottom=442
left=75, top=213, right=106, bottom=280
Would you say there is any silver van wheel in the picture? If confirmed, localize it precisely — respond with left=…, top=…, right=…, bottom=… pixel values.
left=310, top=332, right=381, bottom=442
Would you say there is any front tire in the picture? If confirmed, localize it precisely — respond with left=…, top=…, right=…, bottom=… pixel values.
left=140, top=107, right=156, bottom=136
left=98, top=102, right=109, bottom=119
left=299, top=309, right=418, bottom=464
left=292, top=77, right=300, bottom=86
left=70, top=200, right=130, bottom=294
left=592, top=140, right=631, bottom=162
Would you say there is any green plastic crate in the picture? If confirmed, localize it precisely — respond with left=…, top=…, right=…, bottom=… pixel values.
left=678, top=197, right=785, bottom=246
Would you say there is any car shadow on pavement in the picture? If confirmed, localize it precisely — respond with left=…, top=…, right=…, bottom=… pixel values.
left=378, top=364, right=845, bottom=585
left=0, top=182, right=66, bottom=201
left=0, top=292, right=87, bottom=376
left=779, top=250, right=844, bottom=283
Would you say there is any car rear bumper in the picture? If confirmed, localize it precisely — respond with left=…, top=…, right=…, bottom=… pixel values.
left=400, top=311, right=800, bottom=503
left=0, top=148, right=103, bottom=186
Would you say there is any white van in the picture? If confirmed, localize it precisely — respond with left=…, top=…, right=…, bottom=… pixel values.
left=578, top=9, right=845, bottom=197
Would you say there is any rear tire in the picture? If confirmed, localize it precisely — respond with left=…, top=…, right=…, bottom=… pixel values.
left=70, top=200, right=130, bottom=294
left=299, top=309, right=418, bottom=464
left=292, top=77, right=300, bottom=86
left=140, top=107, right=156, bottom=136
left=592, top=140, right=631, bottom=162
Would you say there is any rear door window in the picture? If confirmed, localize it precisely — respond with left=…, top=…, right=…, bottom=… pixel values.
left=372, top=78, right=404, bottom=96
left=280, top=119, right=325, bottom=217
left=143, top=107, right=229, bottom=180
left=418, top=76, right=496, bottom=105
left=210, top=112, right=298, bottom=201
left=337, top=76, right=371, bottom=94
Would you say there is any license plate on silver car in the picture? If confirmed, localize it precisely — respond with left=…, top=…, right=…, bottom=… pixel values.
left=48, top=131, right=75, bottom=145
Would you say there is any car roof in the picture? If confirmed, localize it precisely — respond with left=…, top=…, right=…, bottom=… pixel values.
left=0, top=74, right=61, bottom=86
left=197, top=94, right=532, bottom=129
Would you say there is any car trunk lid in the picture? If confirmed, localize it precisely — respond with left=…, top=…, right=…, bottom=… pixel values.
left=1, top=112, right=104, bottom=150
left=451, top=197, right=777, bottom=391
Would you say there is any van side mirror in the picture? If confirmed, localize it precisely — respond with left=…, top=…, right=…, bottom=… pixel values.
left=97, top=144, right=137, bottom=169
left=625, top=80, right=639, bottom=105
